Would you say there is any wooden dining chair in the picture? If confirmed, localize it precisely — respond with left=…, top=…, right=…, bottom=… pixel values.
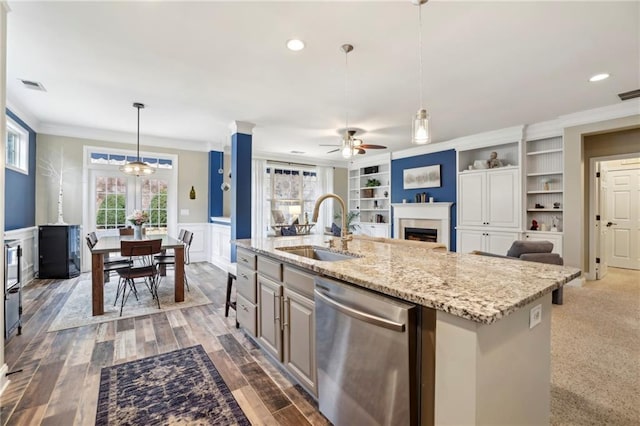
left=85, top=235, right=131, bottom=282
left=115, top=239, right=163, bottom=315
left=119, top=227, right=134, bottom=236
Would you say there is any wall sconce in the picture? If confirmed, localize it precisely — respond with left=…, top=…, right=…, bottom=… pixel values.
left=189, top=186, right=196, bottom=200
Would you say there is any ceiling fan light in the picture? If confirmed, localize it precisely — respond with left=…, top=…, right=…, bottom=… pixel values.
left=341, top=143, right=353, bottom=159
left=412, top=108, right=431, bottom=145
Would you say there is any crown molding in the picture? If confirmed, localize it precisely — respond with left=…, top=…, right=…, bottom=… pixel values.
left=558, top=100, right=640, bottom=129
left=5, top=99, right=40, bottom=132
left=524, top=120, right=563, bottom=141
left=348, top=151, right=391, bottom=168
left=253, top=150, right=344, bottom=168
left=229, top=121, right=256, bottom=135
left=392, top=125, right=524, bottom=159
left=38, top=122, right=210, bottom=152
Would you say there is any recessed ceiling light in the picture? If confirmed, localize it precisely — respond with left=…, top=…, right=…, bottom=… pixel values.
left=589, top=73, right=610, bottom=82
left=286, top=39, right=305, bottom=51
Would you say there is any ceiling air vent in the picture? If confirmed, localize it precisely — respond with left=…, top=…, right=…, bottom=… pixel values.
left=290, top=150, right=305, bottom=154
left=20, top=79, right=46, bottom=91
left=618, top=89, right=640, bottom=101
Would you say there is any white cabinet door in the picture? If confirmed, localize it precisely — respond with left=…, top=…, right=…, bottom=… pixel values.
left=458, top=229, right=518, bottom=255
left=459, top=172, right=486, bottom=227
left=457, top=229, right=485, bottom=253
left=486, top=232, right=519, bottom=256
left=523, top=232, right=563, bottom=255
left=283, top=288, right=316, bottom=395
left=486, top=168, right=520, bottom=228
left=258, top=275, right=283, bottom=361
left=359, top=223, right=389, bottom=238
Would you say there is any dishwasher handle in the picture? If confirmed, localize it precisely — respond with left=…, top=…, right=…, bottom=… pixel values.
left=314, top=288, right=405, bottom=332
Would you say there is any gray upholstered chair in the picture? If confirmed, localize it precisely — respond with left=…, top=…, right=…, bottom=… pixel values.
left=473, top=240, right=564, bottom=305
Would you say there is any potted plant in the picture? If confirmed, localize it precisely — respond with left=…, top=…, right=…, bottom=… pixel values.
left=334, top=211, right=360, bottom=233
left=366, top=178, right=381, bottom=187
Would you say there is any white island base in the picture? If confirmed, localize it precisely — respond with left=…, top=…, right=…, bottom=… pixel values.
left=431, top=294, right=552, bottom=425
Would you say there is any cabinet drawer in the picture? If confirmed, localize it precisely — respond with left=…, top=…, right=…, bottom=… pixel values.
left=236, top=265, right=257, bottom=303
left=284, top=265, right=315, bottom=300
left=236, top=294, right=257, bottom=337
left=258, top=256, right=282, bottom=281
left=237, top=248, right=257, bottom=270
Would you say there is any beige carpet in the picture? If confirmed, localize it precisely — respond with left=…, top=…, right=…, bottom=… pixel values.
left=48, top=272, right=211, bottom=332
left=551, top=267, right=640, bottom=425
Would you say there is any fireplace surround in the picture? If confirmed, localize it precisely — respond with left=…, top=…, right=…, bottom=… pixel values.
left=392, top=202, right=453, bottom=250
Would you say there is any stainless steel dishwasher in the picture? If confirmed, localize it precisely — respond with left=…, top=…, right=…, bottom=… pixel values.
left=315, top=276, right=419, bottom=426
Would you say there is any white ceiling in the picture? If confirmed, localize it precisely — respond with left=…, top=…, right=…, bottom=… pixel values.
left=6, top=1, right=639, bottom=162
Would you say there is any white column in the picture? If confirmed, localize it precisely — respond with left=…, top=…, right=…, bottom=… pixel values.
left=0, top=0, right=11, bottom=395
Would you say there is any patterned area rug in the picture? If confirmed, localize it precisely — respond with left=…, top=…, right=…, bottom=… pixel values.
left=48, top=273, right=211, bottom=332
left=96, top=345, right=250, bottom=425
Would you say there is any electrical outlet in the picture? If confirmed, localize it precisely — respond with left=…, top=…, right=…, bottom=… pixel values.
left=530, top=304, right=542, bottom=329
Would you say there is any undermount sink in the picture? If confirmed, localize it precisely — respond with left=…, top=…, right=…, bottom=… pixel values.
left=276, top=245, right=360, bottom=262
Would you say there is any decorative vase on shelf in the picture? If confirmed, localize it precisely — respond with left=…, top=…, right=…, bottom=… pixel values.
left=134, top=225, right=142, bottom=239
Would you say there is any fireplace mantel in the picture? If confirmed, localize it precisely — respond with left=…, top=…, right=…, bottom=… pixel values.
left=392, top=202, right=453, bottom=249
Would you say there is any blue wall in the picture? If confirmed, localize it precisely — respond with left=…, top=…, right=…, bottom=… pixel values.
left=391, top=149, right=457, bottom=251
left=5, top=109, right=37, bottom=231
left=208, top=151, right=224, bottom=220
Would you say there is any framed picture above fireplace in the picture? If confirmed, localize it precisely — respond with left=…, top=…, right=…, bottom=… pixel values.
left=403, top=165, right=441, bottom=189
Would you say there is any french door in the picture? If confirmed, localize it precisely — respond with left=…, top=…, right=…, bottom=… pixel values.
left=88, top=170, right=171, bottom=236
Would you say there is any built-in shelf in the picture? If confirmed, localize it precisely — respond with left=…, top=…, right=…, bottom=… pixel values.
left=527, top=190, right=563, bottom=194
left=527, top=208, right=563, bottom=212
left=359, top=185, right=389, bottom=190
left=360, top=172, right=388, bottom=178
left=526, top=171, right=563, bottom=177
left=526, top=148, right=563, bottom=156
left=348, top=155, right=392, bottom=238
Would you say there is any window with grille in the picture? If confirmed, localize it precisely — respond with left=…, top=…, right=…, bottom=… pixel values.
left=95, top=176, right=128, bottom=229
left=5, top=118, right=29, bottom=174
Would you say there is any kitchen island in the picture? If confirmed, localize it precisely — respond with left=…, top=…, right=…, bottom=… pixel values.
left=235, top=235, right=581, bottom=425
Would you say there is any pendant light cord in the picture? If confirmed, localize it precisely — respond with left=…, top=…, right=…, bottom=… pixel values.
left=418, top=3, right=423, bottom=110
left=136, top=105, right=141, bottom=161
left=345, top=49, right=349, bottom=141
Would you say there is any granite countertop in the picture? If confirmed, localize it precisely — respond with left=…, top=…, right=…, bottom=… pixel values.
left=235, top=235, right=581, bottom=325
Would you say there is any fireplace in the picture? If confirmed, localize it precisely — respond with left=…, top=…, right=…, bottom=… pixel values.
left=392, top=202, right=453, bottom=250
left=405, top=227, right=437, bottom=243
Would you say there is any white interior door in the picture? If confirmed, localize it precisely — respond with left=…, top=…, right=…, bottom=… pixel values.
left=605, top=168, right=640, bottom=270
left=596, top=164, right=609, bottom=279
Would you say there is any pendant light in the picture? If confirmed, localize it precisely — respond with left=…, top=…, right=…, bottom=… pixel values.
left=412, top=0, right=431, bottom=145
left=120, top=102, right=155, bottom=176
left=341, top=44, right=355, bottom=159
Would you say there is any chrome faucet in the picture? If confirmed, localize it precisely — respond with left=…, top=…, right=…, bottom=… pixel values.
left=312, top=193, right=352, bottom=251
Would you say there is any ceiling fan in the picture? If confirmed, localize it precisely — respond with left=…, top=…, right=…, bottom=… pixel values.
left=321, top=130, right=387, bottom=155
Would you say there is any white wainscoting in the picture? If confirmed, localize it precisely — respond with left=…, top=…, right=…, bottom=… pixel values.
left=4, top=226, right=38, bottom=284
left=208, top=220, right=232, bottom=273
left=177, top=223, right=209, bottom=263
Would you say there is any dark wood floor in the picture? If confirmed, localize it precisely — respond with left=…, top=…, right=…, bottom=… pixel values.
left=0, top=263, right=330, bottom=425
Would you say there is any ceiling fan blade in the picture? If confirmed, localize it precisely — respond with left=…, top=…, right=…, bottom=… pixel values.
left=326, top=149, right=340, bottom=154
left=359, top=144, right=387, bottom=149
left=356, top=148, right=366, bottom=155
left=319, top=144, right=341, bottom=147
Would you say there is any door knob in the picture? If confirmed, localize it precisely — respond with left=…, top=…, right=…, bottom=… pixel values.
left=606, top=222, right=617, bottom=227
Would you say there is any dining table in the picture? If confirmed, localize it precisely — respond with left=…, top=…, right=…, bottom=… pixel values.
left=90, top=235, right=185, bottom=316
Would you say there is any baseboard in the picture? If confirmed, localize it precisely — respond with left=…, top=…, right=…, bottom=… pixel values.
left=566, top=276, right=585, bottom=287
left=0, top=363, right=9, bottom=397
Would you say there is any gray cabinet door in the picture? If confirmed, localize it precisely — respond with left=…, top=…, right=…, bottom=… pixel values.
left=283, top=288, right=316, bottom=395
left=258, top=275, right=283, bottom=361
